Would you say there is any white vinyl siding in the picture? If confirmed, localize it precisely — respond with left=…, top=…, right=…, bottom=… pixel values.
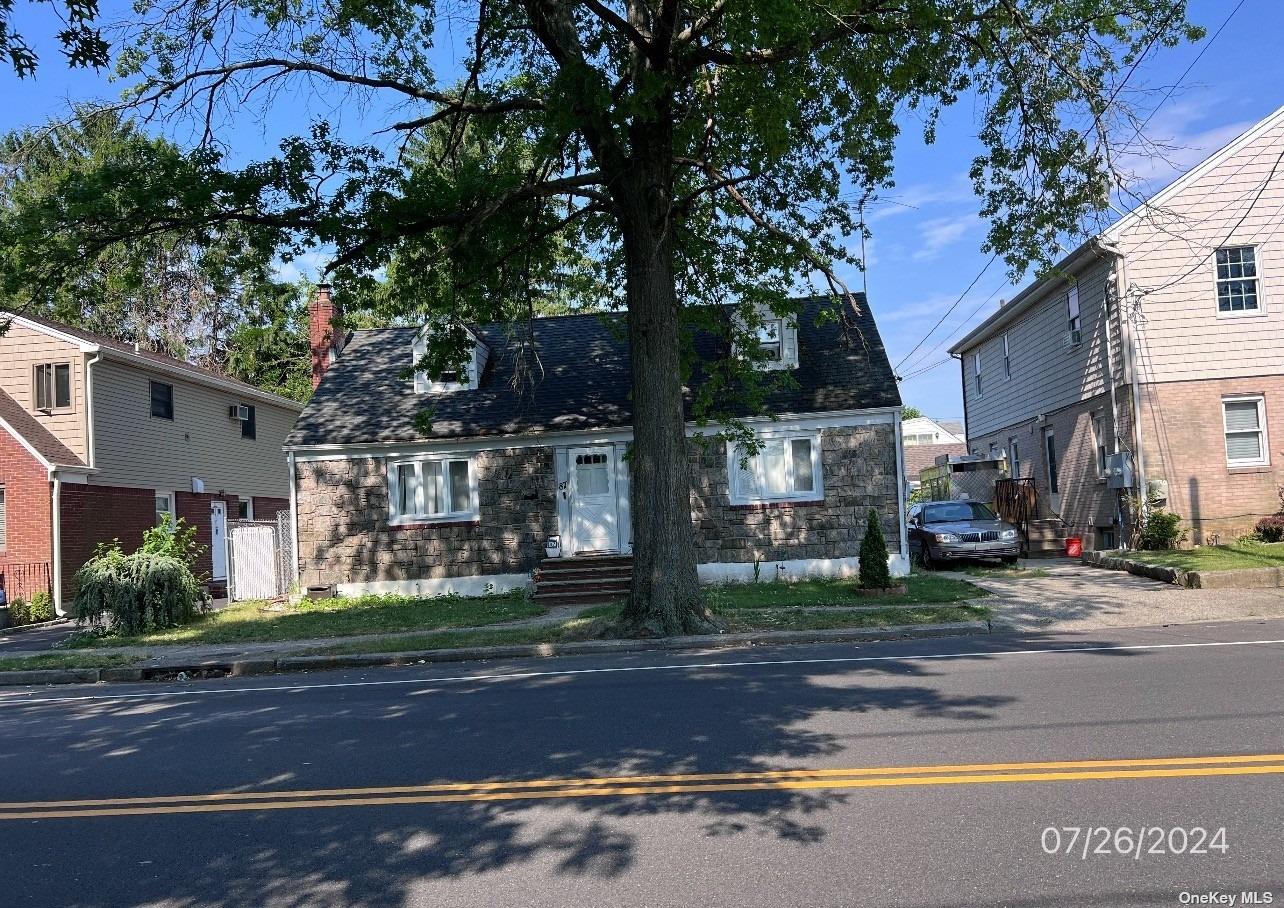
left=91, top=360, right=297, bottom=498
left=388, top=456, right=478, bottom=523
left=1222, top=396, right=1269, bottom=467
left=727, top=432, right=823, bottom=504
left=1112, top=115, right=1284, bottom=382
left=960, top=256, right=1117, bottom=438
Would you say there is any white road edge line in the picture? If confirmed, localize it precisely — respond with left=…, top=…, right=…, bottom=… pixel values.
left=3, top=637, right=1284, bottom=706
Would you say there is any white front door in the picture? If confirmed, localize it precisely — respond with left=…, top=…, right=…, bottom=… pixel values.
left=210, top=501, right=228, bottom=580
left=568, top=446, right=618, bottom=554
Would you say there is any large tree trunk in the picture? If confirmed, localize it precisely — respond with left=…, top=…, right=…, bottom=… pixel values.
left=613, top=165, right=717, bottom=637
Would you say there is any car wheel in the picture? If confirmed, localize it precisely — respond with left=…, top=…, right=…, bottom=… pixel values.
left=918, top=546, right=937, bottom=571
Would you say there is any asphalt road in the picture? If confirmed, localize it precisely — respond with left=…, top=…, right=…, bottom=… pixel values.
left=1, top=620, right=1282, bottom=908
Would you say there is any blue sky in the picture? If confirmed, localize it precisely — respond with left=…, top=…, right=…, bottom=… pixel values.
left=3, top=0, right=1282, bottom=421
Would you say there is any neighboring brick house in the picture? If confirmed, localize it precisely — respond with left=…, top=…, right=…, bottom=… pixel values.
left=950, top=105, right=1284, bottom=548
left=0, top=314, right=304, bottom=613
left=288, top=290, right=909, bottom=599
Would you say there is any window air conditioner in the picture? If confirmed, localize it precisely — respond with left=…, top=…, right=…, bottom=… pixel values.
left=228, top=404, right=250, bottom=421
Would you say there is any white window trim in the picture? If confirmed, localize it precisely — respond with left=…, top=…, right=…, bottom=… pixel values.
left=237, top=497, right=254, bottom=521
left=1066, top=285, right=1082, bottom=346
left=973, top=352, right=983, bottom=398
left=726, top=430, right=824, bottom=505
left=1222, top=395, right=1270, bottom=468
left=1092, top=413, right=1107, bottom=479
left=154, top=492, right=175, bottom=527
left=33, top=361, right=74, bottom=412
left=1213, top=244, right=1266, bottom=319
left=1002, top=334, right=1011, bottom=380
left=388, top=456, right=480, bottom=524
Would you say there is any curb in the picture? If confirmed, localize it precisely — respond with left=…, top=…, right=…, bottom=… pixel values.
left=0, top=620, right=989, bottom=688
left=1081, top=550, right=1284, bottom=589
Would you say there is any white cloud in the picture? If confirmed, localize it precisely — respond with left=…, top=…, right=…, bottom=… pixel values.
left=1117, top=95, right=1258, bottom=189
left=866, top=175, right=975, bottom=222
left=912, top=213, right=980, bottom=260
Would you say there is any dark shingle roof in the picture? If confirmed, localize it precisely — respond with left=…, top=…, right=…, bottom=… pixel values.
left=287, top=294, right=901, bottom=447
left=0, top=388, right=85, bottom=468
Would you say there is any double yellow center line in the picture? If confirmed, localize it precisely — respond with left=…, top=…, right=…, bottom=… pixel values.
left=4, top=754, right=1282, bottom=821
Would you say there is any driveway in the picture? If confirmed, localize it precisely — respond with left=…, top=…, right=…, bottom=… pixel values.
left=951, top=557, right=1284, bottom=632
left=0, top=619, right=76, bottom=653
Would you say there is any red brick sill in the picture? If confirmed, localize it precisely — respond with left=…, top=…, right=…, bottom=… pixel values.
left=389, top=520, right=482, bottom=531
left=729, top=499, right=825, bottom=512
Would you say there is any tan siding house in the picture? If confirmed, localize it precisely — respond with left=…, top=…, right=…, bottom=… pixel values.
left=0, top=313, right=303, bottom=612
left=951, top=105, right=1284, bottom=548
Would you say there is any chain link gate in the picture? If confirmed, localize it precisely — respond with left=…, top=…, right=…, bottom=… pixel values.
left=227, top=510, right=293, bottom=601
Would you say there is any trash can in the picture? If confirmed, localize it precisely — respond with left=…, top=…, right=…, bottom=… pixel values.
left=1065, top=536, right=1083, bottom=558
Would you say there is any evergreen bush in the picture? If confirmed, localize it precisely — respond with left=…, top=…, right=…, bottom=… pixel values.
left=858, top=508, right=893, bottom=589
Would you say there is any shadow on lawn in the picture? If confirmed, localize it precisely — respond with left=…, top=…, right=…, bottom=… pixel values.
left=0, top=636, right=1158, bottom=908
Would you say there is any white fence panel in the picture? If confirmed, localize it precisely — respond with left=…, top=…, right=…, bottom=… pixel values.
left=229, top=524, right=280, bottom=601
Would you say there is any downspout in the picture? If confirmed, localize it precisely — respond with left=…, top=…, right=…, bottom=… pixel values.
left=84, top=350, right=102, bottom=468
left=893, top=408, right=910, bottom=576
left=288, top=451, right=300, bottom=593
left=1098, top=239, right=1146, bottom=543
left=1095, top=242, right=1125, bottom=545
left=50, top=472, right=65, bottom=617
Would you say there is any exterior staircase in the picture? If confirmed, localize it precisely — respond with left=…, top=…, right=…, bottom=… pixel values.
left=533, top=554, right=633, bottom=606
left=1025, top=518, right=1069, bottom=557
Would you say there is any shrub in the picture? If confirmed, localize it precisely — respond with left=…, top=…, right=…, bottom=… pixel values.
left=74, top=541, right=210, bottom=636
left=27, top=591, right=54, bottom=623
left=142, top=514, right=206, bottom=574
left=859, top=508, right=893, bottom=589
left=8, top=597, right=29, bottom=625
left=1255, top=515, right=1284, bottom=544
left=1137, top=505, right=1187, bottom=551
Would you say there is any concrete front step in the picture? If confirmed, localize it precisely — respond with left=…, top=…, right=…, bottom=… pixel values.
left=535, top=554, right=633, bottom=605
left=532, top=589, right=629, bottom=606
left=533, top=567, right=634, bottom=583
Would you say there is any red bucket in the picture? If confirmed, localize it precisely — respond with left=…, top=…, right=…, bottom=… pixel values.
left=1065, top=536, right=1083, bottom=558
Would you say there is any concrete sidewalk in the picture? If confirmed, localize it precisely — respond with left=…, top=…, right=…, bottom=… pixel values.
left=951, top=559, right=1284, bottom=632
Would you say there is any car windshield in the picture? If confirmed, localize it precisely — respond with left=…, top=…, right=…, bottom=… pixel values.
left=923, top=502, right=998, bottom=523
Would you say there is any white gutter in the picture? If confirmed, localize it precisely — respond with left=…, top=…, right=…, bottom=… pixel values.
left=893, top=408, right=910, bottom=561
left=50, top=474, right=65, bottom=617
left=84, top=351, right=102, bottom=468
left=288, top=450, right=301, bottom=591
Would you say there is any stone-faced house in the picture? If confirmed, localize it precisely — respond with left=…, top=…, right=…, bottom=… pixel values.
left=286, top=288, right=909, bottom=601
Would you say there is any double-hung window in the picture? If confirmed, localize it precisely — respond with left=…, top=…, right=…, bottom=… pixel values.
left=34, top=362, right=72, bottom=410
left=728, top=433, right=823, bottom=504
left=154, top=493, right=174, bottom=527
left=1215, top=246, right=1259, bottom=314
left=389, top=457, right=477, bottom=523
left=1067, top=286, right=1082, bottom=345
left=973, top=352, right=982, bottom=397
left=1223, top=396, right=1269, bottom=467
left=1002, top=334, right=1011, bottom=380
left=1092, top=413, right=1108, bottom=478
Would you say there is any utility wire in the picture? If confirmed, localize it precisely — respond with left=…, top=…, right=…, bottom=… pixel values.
left=893, top=253, right=997, bottom=371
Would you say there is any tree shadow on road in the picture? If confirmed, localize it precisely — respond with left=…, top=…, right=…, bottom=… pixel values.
left=0, top=636, right=1157, bottom=908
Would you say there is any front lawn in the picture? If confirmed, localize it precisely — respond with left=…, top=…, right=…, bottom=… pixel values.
left=63, top=589, right=544, bottom=648
left=1126, top=542, right=1284, bottom=572
left=703, top=572, right=982, bottom=609
left=0, top=653, right=143, bottom=672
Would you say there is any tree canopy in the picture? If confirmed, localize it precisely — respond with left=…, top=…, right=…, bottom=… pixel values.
left=0, top=1, right=1201, bottom=633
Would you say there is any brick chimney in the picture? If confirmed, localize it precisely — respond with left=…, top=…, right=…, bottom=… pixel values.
left=308, top=284, right=343, bottom=390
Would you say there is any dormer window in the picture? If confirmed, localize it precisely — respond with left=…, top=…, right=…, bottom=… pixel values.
left=738, top=307, right=798, bottom=370
left=756, top=320, right=783, bottom=361
left=412, top=327, right=489, bottom=393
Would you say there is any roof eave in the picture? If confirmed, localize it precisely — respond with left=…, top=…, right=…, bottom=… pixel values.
left=948, top=240, right=1111, bottom=355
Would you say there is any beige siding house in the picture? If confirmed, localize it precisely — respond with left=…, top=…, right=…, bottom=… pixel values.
left=951, top=105, right=1284, bottom=548
left=0, top=313, right=304, bottom=612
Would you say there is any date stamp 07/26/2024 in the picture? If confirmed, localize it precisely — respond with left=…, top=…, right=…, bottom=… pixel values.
left=1040, top=826, right=1274, bottom=906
